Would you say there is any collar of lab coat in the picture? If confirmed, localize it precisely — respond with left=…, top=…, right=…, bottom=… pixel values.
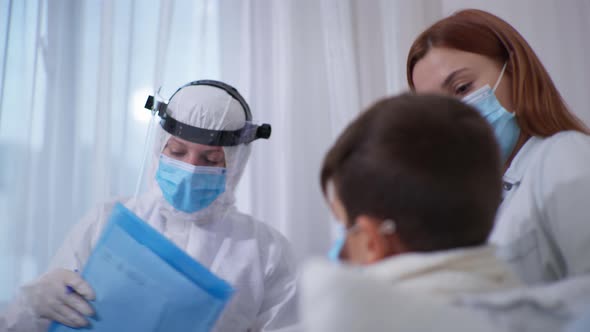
left=364, top=245, right=521, bottom=299
left=503, top=136, right=544, bottom=185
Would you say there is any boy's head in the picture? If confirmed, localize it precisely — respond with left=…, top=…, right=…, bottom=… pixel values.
left=321, top=93, right=502, bottom=264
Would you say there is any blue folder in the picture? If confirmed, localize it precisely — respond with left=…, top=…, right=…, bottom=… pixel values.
left=49, top=202, right=234, bottom=332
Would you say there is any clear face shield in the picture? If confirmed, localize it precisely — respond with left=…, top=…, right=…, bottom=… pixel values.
left=135, top=80, right=271, bottom=214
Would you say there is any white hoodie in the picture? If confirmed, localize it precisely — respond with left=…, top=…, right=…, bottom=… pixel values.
left=299, top=245, right=519, bottom=332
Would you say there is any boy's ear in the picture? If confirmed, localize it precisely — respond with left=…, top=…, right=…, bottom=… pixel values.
left=356, top=215, right=407, bottom=263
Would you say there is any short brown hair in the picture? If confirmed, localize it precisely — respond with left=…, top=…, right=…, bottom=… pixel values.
left=407, top=9, right=588, bottom=139
left=321, top=94, right=502, bottom=251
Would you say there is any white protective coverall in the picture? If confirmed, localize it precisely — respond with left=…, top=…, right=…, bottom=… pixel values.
left=1, top=83, right=298, bottom=331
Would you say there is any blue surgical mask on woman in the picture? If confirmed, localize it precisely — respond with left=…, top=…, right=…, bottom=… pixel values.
left=156, top=154, right=226, bottom=213
left=462, top=62, right=520, bottom=162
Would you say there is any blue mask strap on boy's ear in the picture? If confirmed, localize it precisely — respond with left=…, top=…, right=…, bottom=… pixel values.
left=328, top=224, right=346, bottom=261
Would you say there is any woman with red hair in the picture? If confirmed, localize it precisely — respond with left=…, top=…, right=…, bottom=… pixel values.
left=407, top=9, right=590, bottom=285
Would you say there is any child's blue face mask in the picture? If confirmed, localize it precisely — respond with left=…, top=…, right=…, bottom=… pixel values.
left=462, top=62, right=520, bottom=163
left=328, top=224, right=348, bottom=261
left=156, top=154, right=226, bottom=213
left=327, top=220, right=396, bottom=262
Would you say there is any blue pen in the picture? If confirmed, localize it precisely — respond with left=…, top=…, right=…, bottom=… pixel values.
left=65, top=269, right=79, bottom=294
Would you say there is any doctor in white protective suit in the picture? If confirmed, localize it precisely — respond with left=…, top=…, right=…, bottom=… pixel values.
left=1, top=80, right=299, bottom=332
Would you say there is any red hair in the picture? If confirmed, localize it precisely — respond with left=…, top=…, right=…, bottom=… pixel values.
left=407, top=9, right=588, bottom=137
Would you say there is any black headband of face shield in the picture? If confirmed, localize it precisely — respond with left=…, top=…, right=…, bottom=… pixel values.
left=144, top=80, right=271, bottom=146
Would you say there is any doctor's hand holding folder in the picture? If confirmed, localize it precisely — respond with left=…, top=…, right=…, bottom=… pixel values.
left=49, top=203, right=234, bottom=332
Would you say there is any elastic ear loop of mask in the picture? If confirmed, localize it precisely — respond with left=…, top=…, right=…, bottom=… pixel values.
left=492, top=62, right=508, bottom=92
left=348, top=219, right=396, bottom=234
left=379, top=219, right=397, bottom=235
left=214, top=94, right=233, bottom=172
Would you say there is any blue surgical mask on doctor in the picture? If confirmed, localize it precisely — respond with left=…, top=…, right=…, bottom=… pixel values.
left=156, top=154, right=226, bottom=213
left=462, top=62, right=520, bottom=162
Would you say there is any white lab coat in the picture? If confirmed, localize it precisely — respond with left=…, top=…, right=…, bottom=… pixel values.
left=490, top=131, right=590, bottom=284
left=299, top=245, right=519, bottom=332
left=459, top=274, right=590, bottom=332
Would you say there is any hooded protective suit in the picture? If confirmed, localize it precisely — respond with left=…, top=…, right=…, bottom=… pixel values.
left=1, top=81, right=298, bottom=331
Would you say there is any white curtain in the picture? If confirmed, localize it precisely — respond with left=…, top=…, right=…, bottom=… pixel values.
left=1, top=0, right=589, bottom=306
left=0, top=0, right=223, bottom=304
